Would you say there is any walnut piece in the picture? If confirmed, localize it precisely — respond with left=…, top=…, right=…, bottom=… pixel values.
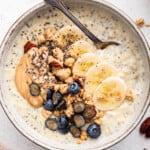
left=135, top=18, right=145, bottom=27
left=65, top=77, right=74, bottom=84
left=59, top=84, right=68, bottom=94
left=45, top=26, right=56, bottom=40
left=41, top=109, right=52, bottom=118
left=53, top=68, right=71, bottom=81
left=94, top=119, right=102, bottom=125
left=64, top=57, right=75, bottom=67
left=80, top=131, right=88, bottom=141
left=37, top=34, right=46, bottom=44
left=52, top=47, right=64, bottom=61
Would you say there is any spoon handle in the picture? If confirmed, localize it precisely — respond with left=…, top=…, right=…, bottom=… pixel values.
left=45, top=0, right=102, bottom=43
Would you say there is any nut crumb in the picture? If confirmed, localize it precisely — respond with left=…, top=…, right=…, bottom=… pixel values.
left=52, top=48, right=64, bottom=61
left=135, top=18, right=145, bottom=27
left=41, top=109, right=52, bottom=118
left=64, top=57, right=75, bottom=67
left=53, top=111, right=61, bottom=117
left=37, top=34, right=46, bottom=44
left=94, top=119, right=102, bottom=125
left=65, top=104, right=74, bottom=117
left=45, top=26, right=56, bottom=40
left=95, top=111, right=105, bottom=119
left=65, top=77, right=74, bottom=84
left=80, top=131, right=88, bottom=141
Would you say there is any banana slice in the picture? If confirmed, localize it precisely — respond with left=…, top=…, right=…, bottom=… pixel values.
left=93, top=77, right=127, bottom=111
left=68, top=40, right=96, bottom=59
left=85, top=64, right=118, bottom=95
left=73, top=53, right=100, bottom=77
left=54, top=26, right=85, bottom=47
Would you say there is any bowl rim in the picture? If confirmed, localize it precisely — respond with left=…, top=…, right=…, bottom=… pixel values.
left=0, top=0, right=150, bottom=150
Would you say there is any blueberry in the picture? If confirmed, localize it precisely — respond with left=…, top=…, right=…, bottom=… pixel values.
left=45, top=118, right=58, bottom=131
left=83, top=105, right=97, bottom=120
left=87, top=123, right=101, bottom=138
left=58, top=115, right=70, bottom=134
left=73, top=115, right=85, bottom=128
left=73, top=101, right=85, bottom=113
left=43, top=99, right=55, bottom=111
left=29, top=83, right=41, bottom=96
left=52, top=92, right=63, bottom=105
left=58, top=115, right=69, bottom=129
left=68, top=82, right=80, bottom=94
left=47, top=89, right=54, bottom=99
left=55, top=99, right=67, bottom=110
left=58, top=125, right=70, bottom=134
left=70, top=126, right=81, bottom=138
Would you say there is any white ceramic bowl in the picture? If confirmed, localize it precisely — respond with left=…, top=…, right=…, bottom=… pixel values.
left=0, top=0, right=150, bottom=150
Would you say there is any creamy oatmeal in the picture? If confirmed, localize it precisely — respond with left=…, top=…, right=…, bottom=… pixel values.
left=3, top=4, right=145, bottom=145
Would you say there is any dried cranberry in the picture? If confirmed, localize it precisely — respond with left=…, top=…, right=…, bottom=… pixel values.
left=24, top=41, right=37, bottom=53
left=146, top=126, right=150, bottom=138
left=51, top=60, right=63, bottom=68
left=140, top=117, right=150, bottom=134
left=83, top=105, right=97, bottom=120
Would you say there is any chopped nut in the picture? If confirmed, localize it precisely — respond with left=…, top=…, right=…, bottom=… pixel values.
left=64, top=57, right=75, bottom=67
left=135, top=18, right=145, bottom=27
left=79, top=89, right=84, bottom=98
left=41, top=109, right=52, bottom=118
left=53, top=84, right=60, bottom=92
left=83, top=92, right=93, bottom=105
left=83, top=92, right=92, bottom=100
left=37, top=34, right=46, bottom=44
left=45, top=26, right=56, bottom=40
left=95, top=111, right=105, bottom=119
left=52, top=47, right=64, bottom=61
left=84, top=99, right=94, bottom=105
left=65, top=77, right=74, bottom=84
left=94, top=119, right=102, bottom=125
left=59, top=84, right=68, bottom=94
left=27, top=47, right=38, bottom=57
left=65, top=105, right=74, bottom=117
left=65, top=94, right=76, bottom=105
left=126, top=90, right=134, bottom=101
left=39, top=46, right=48, bottom=52
left=53, top=110, right=60, bottom=117
left=53, top=68, right=71, bottom=81
left=80, top=131, right=88, bottom=141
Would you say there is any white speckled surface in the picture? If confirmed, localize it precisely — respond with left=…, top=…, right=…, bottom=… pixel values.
left=0, top=0, right=149, bottom=150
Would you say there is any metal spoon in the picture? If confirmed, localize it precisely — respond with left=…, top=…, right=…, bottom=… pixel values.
left=44, top=0, right=120, bottom=49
